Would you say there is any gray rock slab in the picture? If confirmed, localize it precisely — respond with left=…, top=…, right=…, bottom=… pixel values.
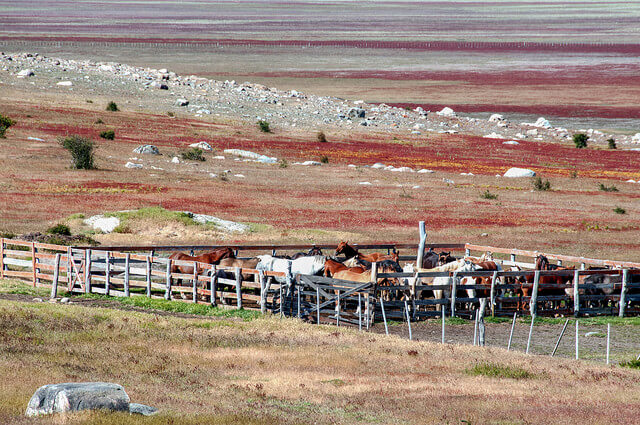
left=129, top=403, right=159, bottom=416
left=25, top=382, right=130, bottom=417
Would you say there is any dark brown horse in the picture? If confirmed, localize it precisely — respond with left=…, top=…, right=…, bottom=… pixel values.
left=169, top=247, right=235, bottom=275
left=335, top=241, right=399, bottom=263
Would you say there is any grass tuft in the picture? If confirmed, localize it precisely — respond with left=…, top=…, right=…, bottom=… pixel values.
left=620, top=359, right=640, bottom=369
left=467, top=362, right=533, bottom=379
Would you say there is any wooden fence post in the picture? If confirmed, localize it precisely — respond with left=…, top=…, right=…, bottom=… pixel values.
left=526, top=315, right=535, bottom=354
left=145, top=255, right=151, bottom=297
left=529, top=271, right=540, bottom=317
left=235, top=266, right=243, bottom=309
left=619, top=269, right=629, bottom=317
left=105, top=252, right=111, bottom=296
left=258, top=270, right=265, bottom=313
left=416, top=221, right=426, bottom=269
left=192, top=262, right=198, bottom=304
left=510, top=253, right=516, bottom=263
left=316, top=286, right=320, bottom=325
left=0, top=237, right=4, bottom=279
left=478, top=298, right=486, bottom=346
left=404, top=300, right=412, bottom=340
left=380, top=298, right=389, bottom=336
left=165, top=259, right=172, bottom=300
left=51, top=253, right=60, bottom=299
left=507, top=312, right=516, bottom=351
left=297, top=284, right=301, bottom=319
left=450, top=272, right=458, bottom=317
left=575, top=320, right=579, bottom=360
left=85, top=249, right=92, bottom=294
left=441, top=305, right=446, bottom=343
left=358, top=293, right=362, bottom=331
left=210, top=265, right=217, bottom=307
left=573, top=270, right=580, bottom=317
left=606, top=323, right=611, bottom=365
left=551, top=319, right=569, bottom=357
left=336, top=290, right=340, bottom=327
left=285, top=261, right=293, bottom=316
left=124, top=253, right=130, bottom=297
left=67, top=247, right=73, bottom=291
left=31, top=242, right=36, bottom=286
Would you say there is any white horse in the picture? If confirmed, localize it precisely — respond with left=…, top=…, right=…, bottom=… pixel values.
left=256, top=255, right=326, bottom=283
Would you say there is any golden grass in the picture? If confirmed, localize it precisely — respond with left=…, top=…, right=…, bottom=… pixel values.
left=1, top=298, right=640, bottom=424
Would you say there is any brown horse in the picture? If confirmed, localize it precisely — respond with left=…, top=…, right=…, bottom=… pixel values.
left=518, top=255, right=574, bottom=311
left=217, top=257, right=260, bottom=280
left=333, top=261, right=403, bottom=301
left=335, top=241, right=399, bottom=263
left=169, top=247, right=235, bottom=275
left=323, top=258, right=366, bottom=277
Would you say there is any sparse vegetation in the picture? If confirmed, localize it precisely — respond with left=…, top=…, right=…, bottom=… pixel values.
left=279, top=159, right=288, bottom=168
left=257, top=120, right=271, bottom=133
left=614, top=206, right=626, bottom=214
left=99, top=129, right=115, bottom=140
left=599, top=183, right=618, bottom=192
left=620, top=358, right=640, bottom=369
left=181, top=147, right=206, bottom=161
left=106, top=101, right=119, bottom=112
left=104, top=207, right=197, bottom=227
left=320, top=155, right=329, bottom=164
left=570, top=170, right=578, bottom=179
left=112, top=223, right=132, bottom=234
left=533, top=176, right=551, bottom=191
left=46, top=223, right=71, bottom=236
left=467, top=362, right=534, bottom=379
left=607, top=138, right=617, bottom=149
left=317, top=131, right=327, bottom=143
left=94, top=118, right=104, bottom=124
left=60, top=135, right=96, bottom=170
left=0, top=113, right=15, bottom=138
left=167, top=111, right=175, bottom=117
left=481, top=190, right=498, bottom=200
left=573, top=133, right=588, bottom=149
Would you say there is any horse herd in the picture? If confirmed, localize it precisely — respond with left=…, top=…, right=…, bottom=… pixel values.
left=167, top=243, right=638, bottom=312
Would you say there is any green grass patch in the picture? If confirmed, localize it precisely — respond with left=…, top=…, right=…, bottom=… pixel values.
left=619, top=359, right=640, bottom=369
left=0, top=279, right=63, bottom=297
left=484, top=316, right=513, bottom=324
left=467, top=362, right=533, bottom=380
left=104, top=207, right=197, bottom=226
left=446, top=317, right=468, bottom=325
left=519, top=316, right=640, bottom=326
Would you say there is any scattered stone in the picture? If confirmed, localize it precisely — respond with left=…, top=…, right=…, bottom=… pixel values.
left=503, top=167, right=536, bottom=178
left=133, top=144, right=160, bottom=155
left=223, top=148, right=277, bottom=164
left=417, top=169, right=435, bottom=174
left=359, top=181, right=372, bottom=185
left=25, top=382, right=130, bottom=417
left=17, top=69, right=34, bottom=77
left=233, top=174, right=245, bottom=178
left=185, top=212, right=249, bottom=233
left=125, top=162, right=143, bottom=169
left=481, top=233, right=489, bottom=237
left=488, top=114, right=504, bottom=122
left=484, top=132, right=504, bottom=139
left=347, top=107, right=366, bottom=118
left=175, top=98, right=189, bottom=106
left=442, top=178, right=455, bottom=184
left=129, top=403, right=159, bottom=416
left=56, top=81, right=72, bottom=86
left=526, top=129, right=538, bottom=136
left=503, top=140, right=520, bottom=145
left=371, top=163, right=386, bottom=169
left=27, top=136, right=45, bottom=141
left=32, top=298, right=43, bottom=303
left=171, top=156, right=180, bottom=164
left=295, top=160, right=322, bottom=166
left=60, top=297, right=70, bottom=304
left=436, top=107, right=456, bottom=117
left=189, top=141, right=212, bottom=151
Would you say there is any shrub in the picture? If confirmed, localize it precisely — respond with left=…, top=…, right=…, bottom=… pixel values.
left=607, top=138, right=617, bottom=149
left=106, top=101, right=119, bottom=112
left=112, top=223, right=132, bottom=234
left=181, top=147, right=206, bottom=161
left=317, top=131, right=327, bottom=143
left=533, top=176, right=551, bottom=191
left=167, top=111, right=175, bottom=117
left=320, top=155, right=329, bottom=164
left=99, top=129, right=115, bottom=140
left=614, top=206, right=626, bottom=214
left=279, top=159, right=288, bottom=168
left=620, top=359, right=640, bottom=369
left=94, top=118, right=104, bottom=124
left=257, top=120, right=271, bottom=133
left=598, top=183, right=618, bottom=192
left=570, top=170, right=578, bottom=179
left=467, top=362, right=533, bottom=379
left=0, top=113, right=15, bottom=138
left=573, top=133, right=588, bottom=148
left=60, top=135, right=96, bottom=170
left=481, top=190, right=498, bottom=200
left=47, top=224, right=71, bottom=236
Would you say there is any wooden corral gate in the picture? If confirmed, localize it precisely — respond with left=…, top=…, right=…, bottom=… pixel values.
left=1, top=237, right=640, bottom=322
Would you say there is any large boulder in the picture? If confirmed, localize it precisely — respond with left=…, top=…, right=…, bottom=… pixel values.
left=347, top=107, right=366, bottom=119
left=436, top=107, right=456, bottom=117
left=84, top=215, right=120, bottom=233
left=133, top=144, right=160, bottom=155
left=25, top=383, right=130, bottom=417
left=503, top=167, right=536, bottom=178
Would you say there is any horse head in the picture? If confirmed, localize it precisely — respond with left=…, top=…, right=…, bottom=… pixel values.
left=335, top=241, right=348, bottom=256
left=536, top=254, right=550, bottom=270
left=438, top=251, right=456, bottom=265
left=308, top=246, right=323, bottom=256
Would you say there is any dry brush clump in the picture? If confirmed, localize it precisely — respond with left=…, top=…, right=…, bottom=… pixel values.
left=1, top=296, right=639, bottom=425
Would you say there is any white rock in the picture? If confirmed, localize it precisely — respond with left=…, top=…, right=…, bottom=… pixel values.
left=295, top=160, right=322, bottom=166
left=185, top=212, right=249, bottom=233
left=389, top=167, right=413, bottom=173
left=626, top=179, right=636, bottom=183
left=484, top=132, right=505, bottom=139
left=631, top=133, right=640, bottom=143
left=412, top=185, right=421, bottom=189
left=233, top=174, right=245, bottom=178
left=84, top=215, right=120, bottom=233
left=488, top=114, right=504, bottom=122
left=27, top=137, right=45, bottom=141
left=371, top=163, right=386, bottom=169
left=213, top=155, right=225, bottom=160
left=56, top=81, right=73, bottom=86
left=526, top=129, right=538, bottom=136
left=223, top=149, right=277, bottom=164
left=189, top=141, right=212, bottom=151
left=503, top=140, right=520, bottom=145
left=17, top=69, right=34, bottom=77
left=359, top=181, right=372, bottom=185
left=417, top=169, right=435, bottom=174
left=124, top=162, right=143, bottom=169
left=171, top=156, right=180, bottom=164
left=347, top=164, right=357, bottom=168
left=437, top=107, right=456, bottom=117
left=175, top=98, right=189, bottom=106
left=442, top=178, right=455, bottom=184
left=533, top=117, right=552, bottom=128
left=413, top=123, right=426, bottom=130
left=503, top=167, right=536, bottom=178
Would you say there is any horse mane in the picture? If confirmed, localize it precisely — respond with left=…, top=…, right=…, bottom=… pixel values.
left=377, top=259, right=402, bottom=272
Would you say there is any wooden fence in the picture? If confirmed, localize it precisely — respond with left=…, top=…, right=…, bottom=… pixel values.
left=1, top=238, right=639, bottom=323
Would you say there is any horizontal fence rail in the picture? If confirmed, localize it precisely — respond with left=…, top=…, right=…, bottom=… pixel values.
left=1, top=238, right=639, bottom=323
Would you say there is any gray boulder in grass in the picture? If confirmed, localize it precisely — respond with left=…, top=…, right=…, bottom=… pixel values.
left=26, top=382, right=130, bottom=416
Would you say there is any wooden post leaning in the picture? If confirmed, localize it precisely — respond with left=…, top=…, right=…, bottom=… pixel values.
left=529, top=270, right=540, bottom=317
left=210, top=265, right=218, bottom=307
left=235, top=266, right=243, bottom=309
left=124, top=252, right=130, bottom=297
left=573, top=269, right=580, bottom=317
left=619, top=269, right=629, bottom=317
left=165, top=259, right=172, bottom=300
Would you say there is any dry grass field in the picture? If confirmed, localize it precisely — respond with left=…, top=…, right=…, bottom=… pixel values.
left=1, top=292, right=640, bottom=425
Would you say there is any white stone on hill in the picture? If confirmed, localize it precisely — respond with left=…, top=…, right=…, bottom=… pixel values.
left=488, top=114, right=504, bottom=122
left=437, top=107, right=456, bottom=117
left=17, top=69, right=34, bottom=77
left=189, top=141, right=212, bottom=151
left=185, top=212, right=249, bottom=233
left=27, top=136, right=45, bottom=141
left=417, top=169, right=435, bottom=173
left=503, top=140, right=520, bottom=145
left=125, top=162, right=143, bottom=169
left=133, top=145, right=160, bottom=155
left=294, top=160, right=321, bottom=166
left=56, top=81, right=72, bottom=86
left=84, top=215, right=120, bottom=233
left=371, top=163, right=385, bottom=169
left=171, top=156, right=180, bottom=163
left=484, top=132, right=505, bottom=139
left=503, top=167, right=536, bottom=178
left=359, top=181, right=372, bottom=185
left=223, top=149, right=277, bottom=164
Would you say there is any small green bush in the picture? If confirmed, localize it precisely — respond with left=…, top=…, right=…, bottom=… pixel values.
left=279, top=159, right=288, bottom=168
left=99, top=129, right=115, bottom=140
left=94, top=118, right=104, bottom=124
left=317, top=131, right=327, bottom=143
left=112, top=223, right=132, bottom=234
left=467, top=362, right=533, bottom=379
left=167, top=111, right=175, bottom=117
left=181, top=147, right=206, bottom=161
left=533, top=176, right=551, bottom=191
left=257, top=120, right=271, bottom=133
left=620, top=359, right=640, bottom=369
left=599, top=183, right=618, bottom=192
left=481, top=190, right=498, bottom=200
left=320, top=155, right=329, bottom=164
left=106, top=101, right=119, bottom=112
left=614, top=206, right=626, bottom=214
left=47, top=224, right=71, bottom=236
left=607, top=138, right=617, bottom=149
left=573, top=133, right=588, bottom=149
left=60, top=135, right=96, bottom=170
left=0, top=113, right=15, bottom=138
